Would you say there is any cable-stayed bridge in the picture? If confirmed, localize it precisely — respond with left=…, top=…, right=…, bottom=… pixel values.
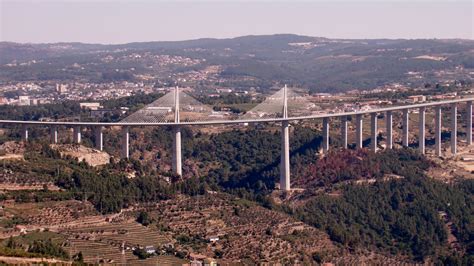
left=121, top=88, right=217, bottom=123
left=0, top=86, right=473, bottom=191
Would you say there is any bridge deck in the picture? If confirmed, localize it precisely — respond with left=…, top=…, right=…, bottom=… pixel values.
left=0, top=97, right=472, bottom=127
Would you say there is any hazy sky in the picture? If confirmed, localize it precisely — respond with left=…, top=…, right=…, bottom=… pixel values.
left=0, top=0, right=472, bottom=44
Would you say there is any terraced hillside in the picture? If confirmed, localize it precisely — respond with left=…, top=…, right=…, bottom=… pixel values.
left=143, top=194, right=335, bottom=263
left=60, top=219, right=183, bottom=265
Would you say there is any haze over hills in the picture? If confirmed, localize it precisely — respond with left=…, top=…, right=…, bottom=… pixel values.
left=1, top=34, right=473, bottom=92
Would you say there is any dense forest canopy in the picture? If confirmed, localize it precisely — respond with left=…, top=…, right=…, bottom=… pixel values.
left=285, top=149, right=473, bottom=262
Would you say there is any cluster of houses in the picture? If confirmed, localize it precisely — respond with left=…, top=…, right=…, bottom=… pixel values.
left=130, top=235, right=220, bottom=265
left=188, top=253, right=218, bottom=266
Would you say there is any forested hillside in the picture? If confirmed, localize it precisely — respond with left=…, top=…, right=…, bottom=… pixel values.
left=283, top=149, right=473, bottom=263
left=1, top=126, right=472, bottom=263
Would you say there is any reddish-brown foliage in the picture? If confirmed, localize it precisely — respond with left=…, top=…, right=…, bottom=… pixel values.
left=295, top=149, right=382, bottom=188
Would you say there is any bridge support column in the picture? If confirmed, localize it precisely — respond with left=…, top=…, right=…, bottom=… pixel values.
left=322, top=118, right=329, bottom=153
left=451, top=103, right=457, bottom=155
left=467, top=101, right=472, bottom=145
left=280, top=121, right=290, bottom=191
left=341, top=116, right=348, bottom=149
left=94, top=126, right=103, bottom=151
left=73, top=126, right=81, bottom=144
left=402, top=109, right=409, bottom=147
left=419, top=107, right=425, bottom=154
left=386, top=111, right=393, bottom=149
left=435, top=106, right=442, bottom=156
left=172, top=126, right=182, bottom=176
left=50, top=126, right=58, bottom=144
left=355, top=114, right=363, bottom=149
left=121, top=126, right=129, bottom=159
left=370, top=113, right=377, bottom=152
left=21, top=125, right=28, bottom=141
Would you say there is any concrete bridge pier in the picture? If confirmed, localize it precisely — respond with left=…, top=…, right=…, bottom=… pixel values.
left=21, top=125, right=28, bottom=141
left=341, top=116, right=348, bottom=149
left=73, top=126, right=81, bottom=144
left=50, top=126, right=58, bottom=144
left=451, top=103, right=457, bottom=155
left=370, top=113, right=377, bottom=152
left=280, top=121, right=290, bottom=191
left=419, top=107, right=426, bottom=154
left=172, top=126, right=182, bottom=176
left=467, top=101, right=473, bottom=145
left=435, top=106, right=442, bottom=156
left=386, top=111, right=393, bottom=149
left=121, top=126, right=129, bottom=159
left=355, top=114, right=363, bottom=149
left=322, top=117, right=329, bottom=153
left=402, top=109, right=409, bottom=147
left=172, top=86, right=182, bottom=177
left=94, top=126, right=103, bottom=151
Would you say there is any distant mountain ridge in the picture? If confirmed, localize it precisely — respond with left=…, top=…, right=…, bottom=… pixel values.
left=1, top=33, right=472, bottom=47
left=1, top=34, right=473, bottom=92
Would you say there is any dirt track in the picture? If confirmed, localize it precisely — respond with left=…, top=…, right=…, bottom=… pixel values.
left=0, top=256, right=71, bottom=265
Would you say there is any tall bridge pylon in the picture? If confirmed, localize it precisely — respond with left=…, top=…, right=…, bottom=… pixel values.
left=173, top=87, right=182, bottom=176
left=241, top=85, right=318, bottom=119
left=241, top=85, right=316, bottom=190
left=120, top=86, right=217, bottom=175
left=281, top=85, right=290, bottom=190
left=120, top=87, right=216, bottom=124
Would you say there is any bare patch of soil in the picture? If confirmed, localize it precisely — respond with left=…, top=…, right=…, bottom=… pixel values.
left=51, top=144, right=110, bottom=167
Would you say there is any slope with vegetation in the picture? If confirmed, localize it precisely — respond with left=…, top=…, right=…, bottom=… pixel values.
left=283, top=149, right=473, bottom=263
left=0, top=119, right=472, bottom=263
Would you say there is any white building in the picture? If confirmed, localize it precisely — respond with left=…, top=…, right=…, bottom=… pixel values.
left=80, top=102, right=102, bottom=110
left=144, top=245, right=156, bottom=254
left=18, top=96, right=30, bottom=106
